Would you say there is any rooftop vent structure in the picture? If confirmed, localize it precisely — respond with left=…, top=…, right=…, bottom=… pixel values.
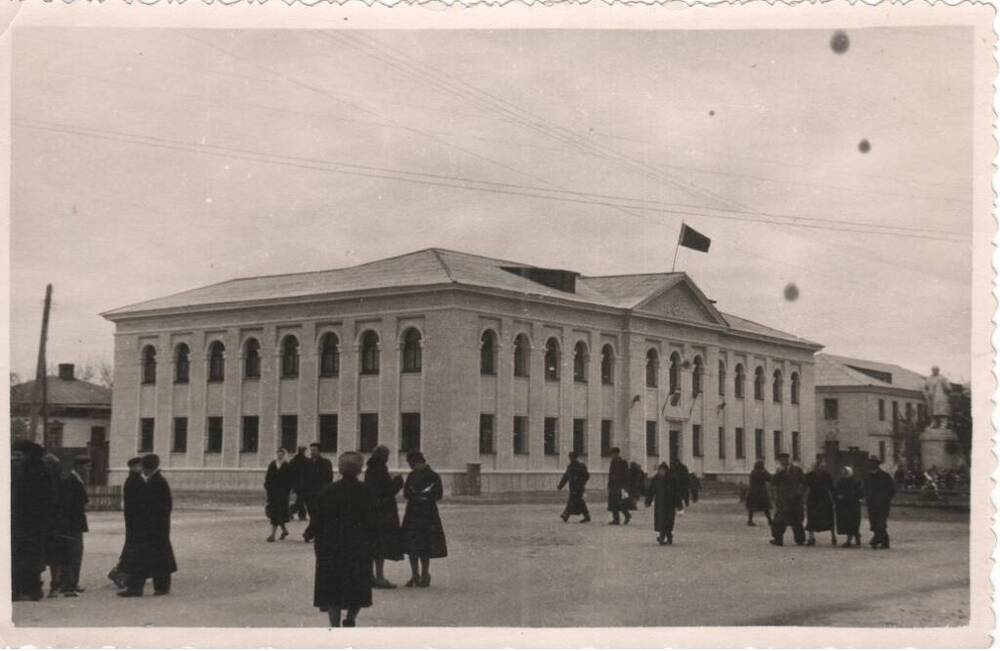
left=501, top=266, right=578, bottom=294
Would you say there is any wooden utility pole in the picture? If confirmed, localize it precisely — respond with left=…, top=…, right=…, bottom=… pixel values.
left=27, top=284, right=52, bottom=445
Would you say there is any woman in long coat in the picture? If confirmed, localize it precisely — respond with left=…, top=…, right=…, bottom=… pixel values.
left=264, top=449, right=294, bottom=542
left=557, top=451, right=591, bottom=523
left=644, top=463, right=683, bottom=545
left=804, top=462, right=837, bottom=546
left=312, top=451, right=377, bottom=627
left=400, top=451, right=447, bottom=588
left=832, top=466, right=863, bottom=547
left=363, top=445, right=404, bottom=588
left=745, top=461, right=772, bottom=526
left=626, top=462, right=646, bottom=511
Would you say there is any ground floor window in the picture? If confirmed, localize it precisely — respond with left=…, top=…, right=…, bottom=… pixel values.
left=401, top=413, right=420, bottom=453
left=735, top=427, right=745, bottom=459
left=572, top=418, right=586, bottom=456
left=879, top=440, right=886, bottom=463
left=241, top=416, right=259, bottom=453
left=206, top=417, right=223, bottom=453
left=543, top=417, right=558, bottom=455
left=791, top=431, right=800, bottom=462
left=172, top=417, right=188, bottom=453
left=479, top=414, right=495, bottom=455
left=754, top=428, right=764, bottom=461
left=139, top=418, right=155, bottom=453
left=513, top=416, right=528, bottom=455
left=360, top=413, right=379, bottom=453
left=319, top=414, right=337, bottom=453
left=646, top=420, right=658, bottom=456
left=44, top=421, right=64, bottom=449
left=600, top=420, right=613, bottom=456
left=718, top=427, right=726, bottom=459
left=692, top=425, right=703, bottom=458
left=280, top=415, right=298, bottom=453
left=772, top=430, right=782, bottom=459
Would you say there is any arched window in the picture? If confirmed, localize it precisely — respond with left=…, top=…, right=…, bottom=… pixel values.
left=360, top=331, right=380, bottom=375
left=772, top=369, right=783, bottom=403
left=174, top=343, right=190, bottom=384
left=645, top=349, right=659, bottom=388
left=734, top=364, right=745, bottom=399
left=753, top=366, right=765, bottom=401
left=718, top=360, right=726, bottom=397
left=141, top=345, right=157, bottom=385
left=319, top=333, right=339, bottom=377
left=790, top=372, right=800, bottom=405
left=401, top=329, right=422, bottom=373
left=692, top=356, right=703, bottom=397
left=244, top=338, right=261, bottom=379
left=573, top=342, right=588, bottom=382
left=669, top=352, right=681, bottom=394
left=281, top=336, right=300, bottom=379
left=601, top=345, right=614, bottom=385
left=208, top=341, right=225, bottom=382
left=544, top=338, right=560, bottom=381
left=480, top=330, right=497, bottom=375
left=513, top=334, right=530, bottom=378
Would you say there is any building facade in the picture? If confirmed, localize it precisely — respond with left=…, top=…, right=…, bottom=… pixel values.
left=103, top=249, right=822, bottom=492
left=814, top=353, right=926, bottom=468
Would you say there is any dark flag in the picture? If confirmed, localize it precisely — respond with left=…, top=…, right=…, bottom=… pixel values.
left=678, top=223, right=711, bottom=253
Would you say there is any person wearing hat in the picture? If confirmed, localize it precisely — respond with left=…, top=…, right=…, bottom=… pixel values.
left=363, top=445, right=405, bottom=589
left=745, top=460, right=773, bottom=527
left=289, top=446, right=310, bottom=521
left=301, top=442, right=335, bottom=538
left=40, top=451, right=63, bottom=598
left=863, top=456, right=896, bottom=549
left=769, top=452, right=806, bottom=546
left=311, top=451, right=377, bottom=627
left=118, top=454, right=177, bottom=597
left=645, top=462, right=683, bottom=545
left=108, top=456, right=144, bottom=588
left=400, top=451, right=447, bottom=587
left=11, top=439, right=54, bottom=601
left=606, top=447, right=631, bottom=525
left=52, top=454, right=91, bottom=596
left=557, top=450, right=591, bottom=523
left=833, top=465, right=864, bottom=548
left=264, top=448, right=294, bottom=543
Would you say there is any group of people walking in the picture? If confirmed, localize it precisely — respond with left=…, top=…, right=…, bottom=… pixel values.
left=263, top=444, right=334, bottom=542
left=745, top=453, right=896, bottom=549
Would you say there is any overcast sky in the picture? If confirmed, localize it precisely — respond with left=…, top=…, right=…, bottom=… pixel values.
left=11, top=27, right=974, bottom=383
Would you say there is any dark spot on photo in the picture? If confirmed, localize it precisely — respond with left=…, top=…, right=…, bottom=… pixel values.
left=783, top=283, right=800, bottom=302
left=830, top=30, right=850, bottom=54
left=858, top=139, right=871, bottom=153
left=709, top=110, right=715, bottom=117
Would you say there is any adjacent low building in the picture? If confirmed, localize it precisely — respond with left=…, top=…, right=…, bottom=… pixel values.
left=102, top=248, right=823, bottom=492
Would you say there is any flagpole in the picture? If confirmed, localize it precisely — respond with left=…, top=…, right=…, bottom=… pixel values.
left=671, top=225, right=683, bottom=272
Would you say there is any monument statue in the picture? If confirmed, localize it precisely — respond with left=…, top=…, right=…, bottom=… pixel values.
left=922, top=366, right=951, bottom=429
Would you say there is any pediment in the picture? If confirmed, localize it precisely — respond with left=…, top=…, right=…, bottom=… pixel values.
left=633, top=278, right=728, bottom=326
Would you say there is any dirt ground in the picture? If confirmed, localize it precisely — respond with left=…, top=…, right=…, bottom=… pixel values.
left=13, top=498, right=968, bottom=628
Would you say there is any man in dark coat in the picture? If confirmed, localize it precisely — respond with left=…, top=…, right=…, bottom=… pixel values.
left=805, top=461, right=837, bottom=546
left=769, top=453, right=806, bottom=546
left=363, top=445, right=404, bottom=588
left=11, top=440, right=53, bottom=601
left=745, top=461, right=772, bottom=526
left=289, top=447, right=309, bottom=521
left=312, top=451, right=377, bottom=627
left=671, top=459, right=691, bottom=510
left=606, top=447, right=630, bottom=525
left=108, top=457, right=144, bottom=588
left=645, top=462, right=683, bottom=545
left=626, top=461, right=646, bottom=510
left=41, top=452, right=63, bottom=598
left=53, top=455, right=91, bottom=597
left=864, top=456, right=896, bottom=549
left=118, top=454, right=177, bottom=597
left=557, top=451, right=591, bottom=523
left=301, top=443, right=335, bottom=535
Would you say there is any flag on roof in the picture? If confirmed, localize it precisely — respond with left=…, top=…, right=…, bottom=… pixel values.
left=678, top=223, right=711, bottom=253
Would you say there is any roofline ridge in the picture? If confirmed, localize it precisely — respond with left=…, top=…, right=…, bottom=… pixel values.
left=582, top=271, right=685, bottom=280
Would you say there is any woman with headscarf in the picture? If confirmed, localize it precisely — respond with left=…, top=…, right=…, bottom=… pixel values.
left=833, top=465, right=864, bottom=548
left=312, top=451, right=377, bottom=628
left=264, top=448, right=294, bottom=542
left=804, top=460, right=837, bottom=546
left=400, top=451, right=447, bottom=588
left=745, top=461, right=772, bottom=527
left=644, top=462, right=683, bottom=545
left=363, top=445, right=404, bottom=588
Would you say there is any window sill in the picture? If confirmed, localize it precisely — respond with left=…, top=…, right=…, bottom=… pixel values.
left=601, top=381, right=614, bottom=387
left=514, top=374, right=530, bottom=380
left=174, top=380, right=189, bottom=386
left=281, top=375, right=300, bottom=380
left=401, top=369, right=422, bottom=374
left=239, top=449, right=258, bottom=454
left=171, top=450, right=187, bottom=455
left=544, top=451, right=559, bottom=457
left=208, top=379, right=225, bottom=384
left=359, top=371, right=380, bottom=377
left=205, top=451, right=222, bottom=455
left=243, top=376, right=260, bottom=382
left=319, top=374, right=340, bottom=379
left=480, top=371, right=497, bottom=377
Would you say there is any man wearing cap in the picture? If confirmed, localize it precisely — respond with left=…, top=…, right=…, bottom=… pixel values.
left=557, top=450, right=591, bottom=523
left=769, top=452, right=806, bottom=546
left=301, top=443, right=335, bottom=536
left=606, top=447, right=631, bottom=525
left=118, top=454, right=177, bottom=597
left=108, top=457, right=144, bottom=589
left=53, top=455, right=91, bottom=596
left=11, top=439, right=54, bottom=601
left=864, top=456, right=896, bottom=549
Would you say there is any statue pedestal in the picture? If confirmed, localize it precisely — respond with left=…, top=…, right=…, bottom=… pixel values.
left=919, top=426, right=961, bottom=470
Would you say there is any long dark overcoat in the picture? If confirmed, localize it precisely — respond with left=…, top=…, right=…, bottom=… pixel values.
left=363, top=458, right=404, bottom=561
left=401, top=467, right=448, bottom=559
left=864, top=469, right=896, bottom=532
left=264, top=461, right=294, bottom=526
left=312, top=476, right=377, bottom=612
left=674, top=463, right=692, bottom=503
left=606, top=457, right=630, bottom=512
left=627, top=463, right=647, bottom=508
left=746, top=468, right=772, bottom=511
left=805, top=469, right=836, bottom=532
left=832, top=476, right=863, bottom=535
left=644, top=471, right=683, bottom=535
left=121, top=472, right=177, bottom=579
left=771, top=465, right=806, bottom=524
left=558, top=460, right=590, bottom=515
left=120, top=471, right=144, bottom=562
left=302, top=456, right=334, bottom=498
left=53, top=474, right=89, bottom=537
left=12, top=457, right=54, bottom=582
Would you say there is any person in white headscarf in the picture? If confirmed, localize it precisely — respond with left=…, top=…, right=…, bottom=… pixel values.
left=832, top=466, right=863, bottom=548
left=264, top=448, right=294, bottom=542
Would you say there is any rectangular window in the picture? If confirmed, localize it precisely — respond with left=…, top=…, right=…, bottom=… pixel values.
left=319, top=414, right=338, bottom=453
left=478, top=414, right=495, bottom=455
left=692, top=424, right=703, bottom=458
left=401, top=413, right=421, bottom=453
left=772, top=430, right=782, bottom=459
left=879, top=440, right=886, bottom=462
left=544, top=417, right=558, bottom=455
left=513, top=416, right=528, bottom=455
left=823, top=398, right=839, bottom=420
left=600, top=419, right=613, bottom=456
left=360, top=413, right=379, bottom=453
left=280, top=415, right=298, bottom=453
left=791, top=431, right=800, bottom=462
left=139, top=418, right=155, bottom=453
left=892, top=401, right=899, bottom=422
left=878, top=399, right=885, bottom=421
left=754, top=428, right=764, bottom=461
left=718, top=426, right=726, bottom=459
left=206, top=417, right=223, bottom=453
left=646, top=420, right=658, bottom=456
left=572, top=418, right=586, bottom=456
left=242, top=416, right=259, bottom=453
left=735, top=427, right=746, bottom=459
left=172, top=417, right=188, bottom=453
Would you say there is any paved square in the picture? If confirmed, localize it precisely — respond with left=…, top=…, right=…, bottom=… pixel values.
left=13, top=499, right=968, bottom=627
